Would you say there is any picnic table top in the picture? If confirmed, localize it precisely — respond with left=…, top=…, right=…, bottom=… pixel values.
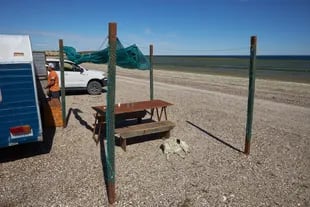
left=92, top=99, right=173, bottom=115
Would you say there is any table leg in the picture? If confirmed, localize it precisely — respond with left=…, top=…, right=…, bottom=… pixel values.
left=98, top=121, right=103, bottom=142
left=156, top=108, right=160, bottom=121
left=163, top=107, right=168, bottom=120
left=92, top=112, right=99, bottom=139
left=149, top=108, right=154, bottom=120
left=158, top=107, right=167, bottom=121
left=121, top=138, right=127, bottom=151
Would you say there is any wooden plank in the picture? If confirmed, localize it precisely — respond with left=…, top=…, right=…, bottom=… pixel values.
left=115, top=120, right=175, bottom=139
left=43, top=100, right=63, bottom=127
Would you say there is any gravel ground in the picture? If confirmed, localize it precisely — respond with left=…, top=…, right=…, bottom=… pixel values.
left=1, top=65, right=310, bottom=207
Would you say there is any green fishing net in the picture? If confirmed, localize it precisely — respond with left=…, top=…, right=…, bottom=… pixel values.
left=64, top=39, right=150, bottom=70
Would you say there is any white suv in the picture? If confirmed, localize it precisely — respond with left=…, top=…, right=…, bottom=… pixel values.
left=46, top=58, right=107, bottom=95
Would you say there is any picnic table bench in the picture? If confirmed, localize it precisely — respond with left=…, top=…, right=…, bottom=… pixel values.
left=92, top=110, right=147, bottom=140
left=115, top=120, right=175, bottom=151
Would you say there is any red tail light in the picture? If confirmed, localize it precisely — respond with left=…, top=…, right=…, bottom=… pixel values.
left=10, top=125, right=32, bottom=136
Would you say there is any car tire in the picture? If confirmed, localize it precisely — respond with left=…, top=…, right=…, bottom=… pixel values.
left=87, top=81, right=102, bottom=95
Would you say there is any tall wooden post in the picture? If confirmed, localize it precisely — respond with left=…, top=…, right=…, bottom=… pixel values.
left=244, top=36, right=257, bottom=155
left=106, top=22, right=117, bottom=204
left=149, top=44, right=154, bottom=100
left=59, top=39, right=66, bottom=127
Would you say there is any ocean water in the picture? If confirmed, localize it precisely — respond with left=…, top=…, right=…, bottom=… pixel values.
left=151, top=56, right=310, bottom=83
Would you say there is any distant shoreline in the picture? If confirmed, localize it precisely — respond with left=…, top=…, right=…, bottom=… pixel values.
left=152, top=55, right=310, bottom=84
left=151, top=55, right=310, bottom=60
left=154, top=65, right=310, bottom=84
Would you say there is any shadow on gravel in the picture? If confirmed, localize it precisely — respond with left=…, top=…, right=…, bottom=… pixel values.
left=69, top=108, right=93, bottom=132
left=0, top=126, right=56, bottom=163
left=186, top=120, right=243, bottom=153
left=65, top=88, right=107, bottom=96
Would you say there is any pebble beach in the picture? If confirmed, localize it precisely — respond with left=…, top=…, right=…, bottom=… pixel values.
left=1, top=64, right=309, bottom=206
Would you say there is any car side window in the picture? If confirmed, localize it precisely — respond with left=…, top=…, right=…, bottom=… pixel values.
left=72, top=64, right=82, bottom=72
left=64, top=62, right=73, bottom=71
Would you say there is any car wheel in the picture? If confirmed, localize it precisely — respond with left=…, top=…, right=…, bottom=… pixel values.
left=87, top=81, right=102, bottom=95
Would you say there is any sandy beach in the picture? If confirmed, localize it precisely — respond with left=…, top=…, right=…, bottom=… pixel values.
left=1, top=64, right=309, bottom=206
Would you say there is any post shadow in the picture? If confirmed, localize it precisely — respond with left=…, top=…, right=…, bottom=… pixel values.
left=70, top=108, right=93, bottom=132
left=186, top=120, right=242, bottom=153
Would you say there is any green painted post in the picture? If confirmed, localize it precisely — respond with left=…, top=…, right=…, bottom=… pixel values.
left=106, top=22, right=117, bottom=204
left=59, top=39, right=66, bottom=127
left=149, top=44, right=154, bottom=100
left=244, top=36, right=257, bottom=155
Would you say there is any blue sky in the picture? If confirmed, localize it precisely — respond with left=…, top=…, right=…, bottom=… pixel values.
left=1, top=0, right=309, bottom=55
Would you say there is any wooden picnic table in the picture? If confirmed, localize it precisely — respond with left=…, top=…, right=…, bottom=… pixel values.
left=91, top=99, right=175, bottom=151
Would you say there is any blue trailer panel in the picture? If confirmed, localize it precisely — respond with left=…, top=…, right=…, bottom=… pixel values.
left=0, top=35, right=43, bottom=148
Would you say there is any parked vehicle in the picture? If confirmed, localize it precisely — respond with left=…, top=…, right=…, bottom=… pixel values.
left=46, top=58, right=107, bottom=95
left=0, top=34, right=43, bottom=148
